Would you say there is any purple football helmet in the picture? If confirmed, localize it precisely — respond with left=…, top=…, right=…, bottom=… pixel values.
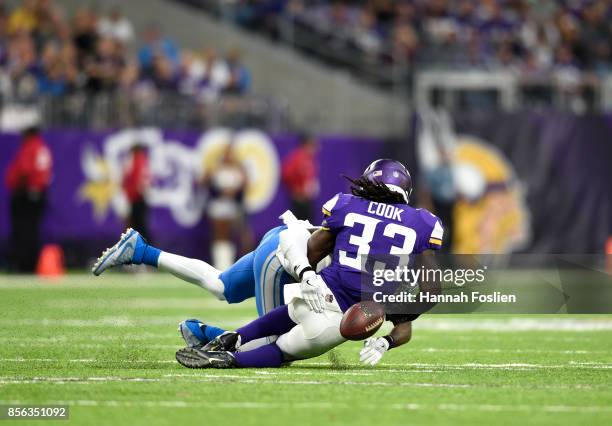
left=362, top=159, right=413, bottom=203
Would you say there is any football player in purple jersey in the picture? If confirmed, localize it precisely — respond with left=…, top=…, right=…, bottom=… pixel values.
left=175, top=159, right=444, bottom=369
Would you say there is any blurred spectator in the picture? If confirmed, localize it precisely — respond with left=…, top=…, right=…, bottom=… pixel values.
left=178, top=49, right=206, bottom=96
left=151, top=53, right=179, bottom=91
left=352, top=9, right=383, bottom=57
left=33, top=0, right=66, bottom=47
left=37, top=46, right=68, bottom=96
left=233, top=0, right=286, bottom=37
left=391, top=22, right=419, bottom=63
left=193, top=0, right=612, bottom=100
left=202, top=48, right=231, bottom=98
left=281, top=134, right=319, bottom=222
left=6, top=33, right=39, bottom=101
left=84, top=37, right=125, bottom=92
left=8, top=0, right=38, bottom=35
left=4, top=126, right=53, bottom=272
left=553, top=44, right=581, bottom=90
left=122, top=145, right=151, bottom=239
left=72, top=8, right=98, bottom=65
left=225, top=48, right=251, bottom=95
left=204, top=143, right=248, bottom=270
left=416, top=109, right=459, bottom=251
left=0, top=0, right=254, bottom=125
left=2, top=0, right=611, bottom=114
left=97, top=8, right=134, bottom=45
left=138, top=24, right=179, bottom=73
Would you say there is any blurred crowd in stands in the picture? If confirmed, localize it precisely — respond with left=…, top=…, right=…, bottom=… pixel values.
left=209, top=0, right=612, bottom=74
left=0, top=0, right=251, bottom=105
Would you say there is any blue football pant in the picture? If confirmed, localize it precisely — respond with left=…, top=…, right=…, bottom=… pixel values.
left=207, top=226, right=292, bottom=343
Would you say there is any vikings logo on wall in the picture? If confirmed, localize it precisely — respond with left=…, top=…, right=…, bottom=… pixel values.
left=79, top=128, right=279, bottom=227
left=417, top=111, right=530, bottom=254
left=451, top=137, right=530, bottom=254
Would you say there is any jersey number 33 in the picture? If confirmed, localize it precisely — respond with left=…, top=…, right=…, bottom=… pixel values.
left=339, top=212, right=416, bottom=271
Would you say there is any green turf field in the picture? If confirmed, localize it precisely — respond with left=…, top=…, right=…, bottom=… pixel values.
left=0, top=273, right=611, bottom=426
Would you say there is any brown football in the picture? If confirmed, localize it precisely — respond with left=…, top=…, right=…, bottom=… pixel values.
left=339, top=301, right=385, bottom=341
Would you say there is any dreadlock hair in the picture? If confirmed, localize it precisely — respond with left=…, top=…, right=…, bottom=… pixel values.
left=344, top=175, right=407, bottom=205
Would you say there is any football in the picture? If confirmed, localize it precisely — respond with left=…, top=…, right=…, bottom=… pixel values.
left=339, top=301, right=385, bottom=341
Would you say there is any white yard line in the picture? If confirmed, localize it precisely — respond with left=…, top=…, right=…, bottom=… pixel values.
left=0, top=358, right=175, bottom=363
left=415, top=318, right=612, bottom=331
left=0, top=398, right=610, bottom=413
left=3, top=341, right=609, bottom=355
left=2, top=317, right=612, bottom=330
left=0, top=317, right=253, bottom=328
left=4, top=342, right=185, bottom=349
left=0, top=277, right=176, bottom=289
left=0, top=334, right=179, bottom=342
left=0, top=376, right=469, bottom=388
left=0, top=374, right=609, bottom=390
left=42, top=298, right=239, bottom=310
left=0, top=373, right=605, bottom=390
left=408, top=347, right=609, bottom=354
left=0, top=334, right=603, bottom=345
left=299, top=361, right=612, bottom=370
left=2, top=358, right=612, bottom=369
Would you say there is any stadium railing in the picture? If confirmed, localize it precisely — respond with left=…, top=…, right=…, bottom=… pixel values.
left=415, top=71, right=610, bottom=113
left=0, top=91, right=290, bottom=131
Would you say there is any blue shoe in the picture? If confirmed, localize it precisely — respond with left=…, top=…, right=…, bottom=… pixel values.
left=91, top=228, right=148, bottom=276
left=178, top=319, right=210, bottom=348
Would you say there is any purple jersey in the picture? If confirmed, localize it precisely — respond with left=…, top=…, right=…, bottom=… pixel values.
left=319, top=193, right=443, bottom=312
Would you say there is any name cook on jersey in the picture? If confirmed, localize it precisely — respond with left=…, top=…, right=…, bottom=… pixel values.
left=373, top=291, right=517, bottom=304
left=367, top=202, right=405, bottom=220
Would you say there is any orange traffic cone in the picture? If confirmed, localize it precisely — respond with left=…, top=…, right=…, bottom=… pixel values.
left=36, top=244, right=65, bottom=277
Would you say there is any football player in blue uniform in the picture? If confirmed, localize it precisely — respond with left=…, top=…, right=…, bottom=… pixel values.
left=92, top=212, right=320, bottom=349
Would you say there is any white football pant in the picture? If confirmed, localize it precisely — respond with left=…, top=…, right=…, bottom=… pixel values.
left=276, top=283, right=346, bottom=360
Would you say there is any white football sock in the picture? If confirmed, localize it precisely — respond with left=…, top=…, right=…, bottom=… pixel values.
left=237, top=336, right=278, bottom=352
left=158, top=252, right=226, bottom=300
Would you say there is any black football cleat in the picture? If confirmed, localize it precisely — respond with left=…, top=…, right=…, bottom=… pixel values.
left=175, top=347, right=237, bottom=369
left=201, top=331, right=240, bottom=352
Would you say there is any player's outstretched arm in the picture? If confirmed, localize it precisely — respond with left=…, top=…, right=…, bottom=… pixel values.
left=387, top=320, right=413, bottom=347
